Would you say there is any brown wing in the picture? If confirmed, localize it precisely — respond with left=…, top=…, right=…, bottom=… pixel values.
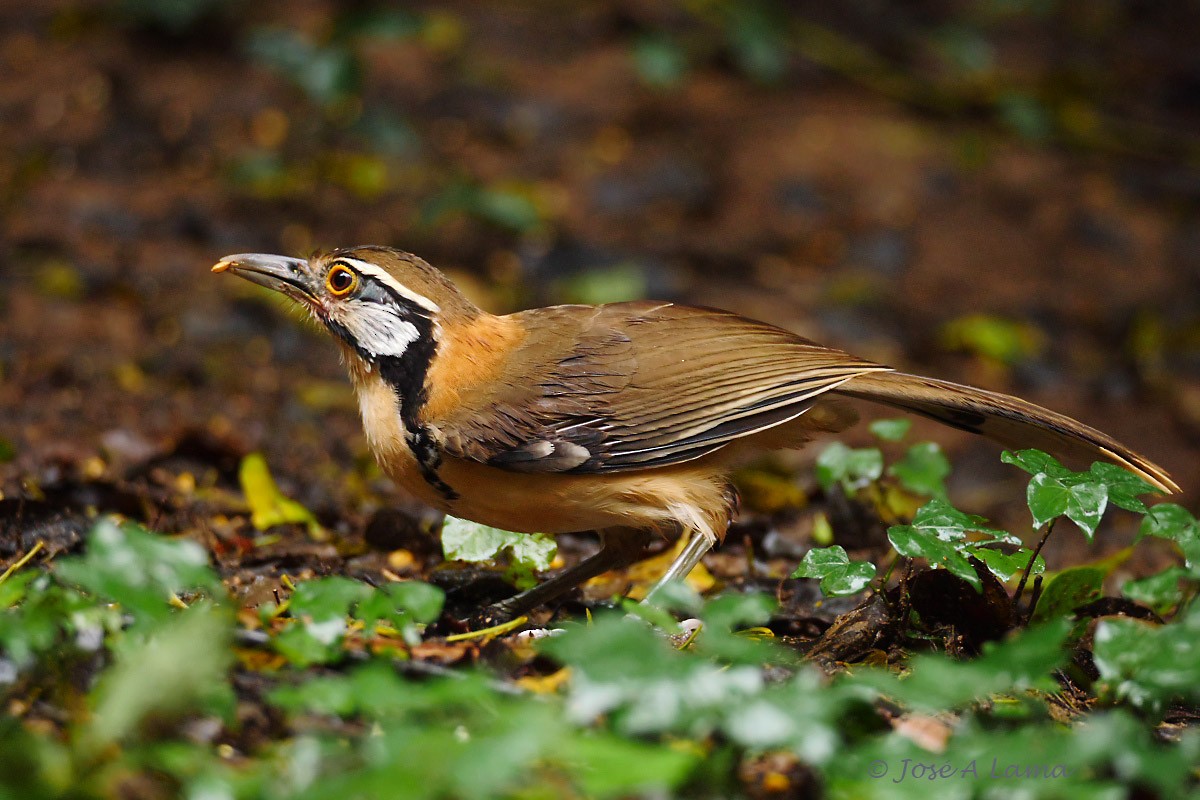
left=428, top=302, right=887, bottom=473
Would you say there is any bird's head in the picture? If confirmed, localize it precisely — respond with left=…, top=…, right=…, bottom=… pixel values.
left=213, top=246, right=480, bottom=381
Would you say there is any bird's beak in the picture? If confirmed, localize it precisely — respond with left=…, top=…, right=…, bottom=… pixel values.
left=212, top=253, right=316, bottom=302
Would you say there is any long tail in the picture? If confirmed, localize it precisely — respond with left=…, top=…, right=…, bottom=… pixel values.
left=836, top=371, right=1179, bottom=494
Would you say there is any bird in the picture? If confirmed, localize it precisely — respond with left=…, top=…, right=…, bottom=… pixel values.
left=213, top=246, right=1178, bottom=620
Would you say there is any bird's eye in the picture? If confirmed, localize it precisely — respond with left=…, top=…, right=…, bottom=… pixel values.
left=326, top=264, right=357, bottom=296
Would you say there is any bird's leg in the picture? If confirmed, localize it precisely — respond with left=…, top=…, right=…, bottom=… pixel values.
left=641, top=529, right=713, bottom=605
left=479, top=528, right=650, bottom=622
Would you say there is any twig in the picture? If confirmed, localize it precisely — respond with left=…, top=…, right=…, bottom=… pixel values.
left=1023, top=576, right=1045, bottom=626
left=1013, top=520, right=1056, bottom=618
left=0, top=540, right=45, bottom=585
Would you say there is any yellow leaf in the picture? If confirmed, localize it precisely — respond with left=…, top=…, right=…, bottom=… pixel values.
left=516, top=667, right=571, bottom=694
left=238, top=453, right=326, bottom=540
left=623, top=535, right=716, bottom=600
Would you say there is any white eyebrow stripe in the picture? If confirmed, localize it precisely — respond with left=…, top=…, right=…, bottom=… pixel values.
left=336, top=257, right=441, bottom=313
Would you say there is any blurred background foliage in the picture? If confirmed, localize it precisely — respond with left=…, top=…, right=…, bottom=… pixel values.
left=2, top=0, right=1198, bottom=524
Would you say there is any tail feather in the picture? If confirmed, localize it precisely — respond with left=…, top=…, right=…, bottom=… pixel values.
left=836, top=371, right=1179, bottom=494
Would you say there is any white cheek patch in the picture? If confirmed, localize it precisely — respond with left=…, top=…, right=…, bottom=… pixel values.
left=334, top=301, right=421, bottom=358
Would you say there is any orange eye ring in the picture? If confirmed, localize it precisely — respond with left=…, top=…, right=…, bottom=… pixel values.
left=326, top=264, right=358, bottom=296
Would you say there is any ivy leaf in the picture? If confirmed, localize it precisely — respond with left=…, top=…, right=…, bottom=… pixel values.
left=274, top=576, right=373, bottom=666
left=54, top=519, right=223, bottom=626
left=1001, top=449, right=1071, bottom=479
left=441, top=516, right=557, bottom=572
left=1122, top=568, right=1186, bottom=614
left=1030, top=566, right=1104, bottom=623
left=1140, top=503, right=1200, bottom=547
left=355, top=581, right=445, bottom=645
left=906, top=498, right=1011, bottom=543
left=1064, top=482, right=1108, bottom=538
left=850, top=619, right=1071, bottom=711
left=888, top=441, right=950, bottom=498
left=791, top=547, right=876, bottom=597
left=868, top=418, right=911, bottom=442
left=1085, top=462, right=1156, bottom=513
left=1026, top=473, right=1070, bottom=529
left=1094, top=605, right=1200, bottom=714
left=888, top=526, right=980, bottom=589
left=970, top=547, right=1045, bottom=582
left=1025, top=473, right=1108, bottom=538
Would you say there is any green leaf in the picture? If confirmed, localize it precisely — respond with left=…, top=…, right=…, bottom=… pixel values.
left=88, top=603, right=233, bottom=746
left=246, top=30, right=360, bottom=106
left=288, top=576, right=373, bottom=623
left=906, top=497, right=1011, bottom=542
left=238, top=453, right=323, bottom=538
left=1006, top=449, right=1156, bottom=523
left=1140, top=503, right=1200, bottom=546
left=1001, top=449, right=1069, bottom=479
left=888, top=441, right=950, bottom=498
left=1085, top=462, right=1156, bottom=512
left=275, top=576, right=374, bottom=666
left=440, top=516, right=557, bottom=572
left=849, top=619, right=1071, bottom=711
left=815, top=442, right=883, bottom=493
left=1025, top=473, right=1108, bottom=537
left=355, top=581, right=444, bottom=645
left=791, top=546, right=876, bottom=597
left=868, top=418, right=911, bottom=442
left=507, top=532, right=557, bottom=572
left=1026, top=473, right=1070, bottom=528
left=1122, top=568, right=1186, bottom=614
left=970, top=547, right=1045, bottom=582
left=54, top=519, right=222, bottom=625
left=1064, top=481, right=1107, bottom=538
left=888, top=525, right=980, bottom=589
left=1030, top=566, right=1104, bottom=623
left=724, top=2, right=789, bottom=83
left=1094, top=604, right=1200, bottom=713
left=0, top=436, right=14, bottom=463
left=563, top=734, right=699, bottom=797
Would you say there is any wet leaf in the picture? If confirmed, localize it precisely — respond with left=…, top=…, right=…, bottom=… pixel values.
left=355, top=581, right=444, bottom=644
left=1094, top=604, right=1200, bottom=713
left=1121, top=567, right=1186, bottom=614
left=888, top=525, right=979, bottom=589
left=791, top=546, right=876, bottom=596
left=971, top=547, right=1045, bottom=582
left=1139, top=503, right=1200, bottom=547
left=1025, top=473, right=1107, bottom=537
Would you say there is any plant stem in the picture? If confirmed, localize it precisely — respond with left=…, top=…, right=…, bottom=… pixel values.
left=1013, top=520, right=1056, bottom=618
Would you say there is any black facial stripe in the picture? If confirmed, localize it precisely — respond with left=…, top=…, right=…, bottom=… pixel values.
left=324, top=275, right=458, bottom=502
left=374, top=314, right=457, bottom=502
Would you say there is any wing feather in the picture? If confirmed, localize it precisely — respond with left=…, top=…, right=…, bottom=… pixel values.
left=428, top=302, right=883, bottom=473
